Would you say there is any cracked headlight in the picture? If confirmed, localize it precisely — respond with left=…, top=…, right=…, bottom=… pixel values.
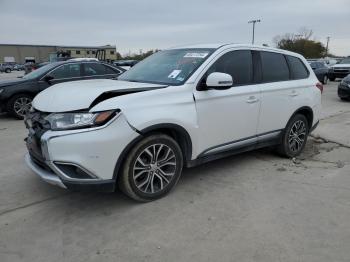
left=45, top=110, right=119, bottom=130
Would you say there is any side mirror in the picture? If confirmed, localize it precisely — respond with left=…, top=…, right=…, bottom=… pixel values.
left=44, top=75, right=54, bottom=83
left=206, top=72, right=233, bottom=89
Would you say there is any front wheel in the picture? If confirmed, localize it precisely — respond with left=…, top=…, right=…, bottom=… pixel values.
left=119, top=134, right=183, bottom=202
left=7, top=94, right=33, bottom=119
left=277, top=114, right=309, bottom=158
left=329, top=76, right=336, bottom=81
left=5, top=68, right=11, bottom=73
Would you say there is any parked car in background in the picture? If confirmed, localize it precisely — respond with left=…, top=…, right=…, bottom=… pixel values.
left=0, top=61, right=125, bottom=119
left=338, top=74, right=350, bottom=100
left=24, top=44, right=321, bottom=201
left=0, top=63, right=13, bottom=73
left=329, top=57, right=350, bottom=81
left=308, top=61, right=329, bottom=84
left=13, top=64, right=25, bottom=71
left=113, top=60, right=138, bottom=70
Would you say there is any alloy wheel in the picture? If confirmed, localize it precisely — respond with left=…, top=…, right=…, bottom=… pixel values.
left=13, top=97, right=32, bottom=117
left=288, top=120, right=307, bottom=153
left=133, top=143, right=177, bottom=194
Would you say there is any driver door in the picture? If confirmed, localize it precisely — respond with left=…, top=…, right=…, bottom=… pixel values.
left=193, top=50, right=261, bottom=156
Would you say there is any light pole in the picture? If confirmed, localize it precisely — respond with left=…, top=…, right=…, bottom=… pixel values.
left=325, top=36, right=330, bottom=57
left=248, top=19, right=261, bottom=45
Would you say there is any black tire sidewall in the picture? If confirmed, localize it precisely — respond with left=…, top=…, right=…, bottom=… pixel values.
left=121, top=134, right=183, bottom=201
left=7, top=94, right=32, bottom=119
left=323, top=75, right=328, bottom=84
left=281, top=114, right=309, bottom=158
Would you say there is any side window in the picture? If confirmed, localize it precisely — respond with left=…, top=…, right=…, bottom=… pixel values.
left=104, top=65, right=119, bottom=74
left=260, top=51, right=290, bottom=82
left=84, top=63, right=107, bottom=76
left=287, top=56, right=309, bottom=80
left=208, top=50, right=253, bottom=86
left=50, top=64, right=81, bottom=79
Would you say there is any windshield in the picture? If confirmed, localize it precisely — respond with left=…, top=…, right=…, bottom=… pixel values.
left=339, top=58, right=350, bottom=64
left=118, top=48, right=214, bottom=85
left=22, top=62, right=59, bottom=80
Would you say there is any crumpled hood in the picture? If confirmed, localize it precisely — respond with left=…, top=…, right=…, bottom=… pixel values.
left=32, top=79, right=167, bottom=113
left=332, top=64, right=350, bottom=68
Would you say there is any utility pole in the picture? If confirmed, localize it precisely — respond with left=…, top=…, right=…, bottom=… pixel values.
left=325, top=36, right=330, bottom=57
left=248, top=19, right=261, bottom=45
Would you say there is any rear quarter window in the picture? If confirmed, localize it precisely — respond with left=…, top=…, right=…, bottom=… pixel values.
left=287, top=56, right=309, bottom=80
left=260, top=51, right=290, bottom=82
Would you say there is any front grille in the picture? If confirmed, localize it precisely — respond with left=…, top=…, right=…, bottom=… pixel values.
left=25, top=109, right=51, bottom=161
left=334, top=68, right=350, bottom=73
left=25, top=109, right=51, bottom=136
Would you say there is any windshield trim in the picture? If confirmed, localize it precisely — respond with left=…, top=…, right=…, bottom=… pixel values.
left=119, top=48, right=216, bottom=86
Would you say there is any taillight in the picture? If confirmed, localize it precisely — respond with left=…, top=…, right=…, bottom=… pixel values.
left=316, top=82, right=323, bottom=93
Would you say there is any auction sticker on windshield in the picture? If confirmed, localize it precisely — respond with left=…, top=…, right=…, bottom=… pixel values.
left=184, top=52, right=209, bottom=58
left=168, top=70, right=182, bottom=79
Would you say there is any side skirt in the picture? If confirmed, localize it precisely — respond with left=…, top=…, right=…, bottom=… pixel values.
left=186, top=131, right=282, bottom=168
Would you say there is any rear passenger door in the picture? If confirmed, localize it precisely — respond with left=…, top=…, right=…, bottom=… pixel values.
left=257, top=51, right=309, bottom=135
left=82, top=63, right=122, bottom=80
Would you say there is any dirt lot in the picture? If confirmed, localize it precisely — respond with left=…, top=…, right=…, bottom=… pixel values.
left=0, top=72, right=350, bottom=262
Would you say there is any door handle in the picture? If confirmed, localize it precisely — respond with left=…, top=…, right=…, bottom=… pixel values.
left=246, top=96, right=259, bottom=104
left=289, top=90, right=299, bottom=97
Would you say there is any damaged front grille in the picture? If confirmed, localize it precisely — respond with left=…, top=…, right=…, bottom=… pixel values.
left=25, top=108, right=51, bottom=166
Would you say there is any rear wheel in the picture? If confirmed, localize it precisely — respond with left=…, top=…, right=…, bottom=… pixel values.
left=7, top=94, right=33, bottom=119
left=5, top=68, right=11, bottom=73
left=119, top=134, right=183, bottom=202
left=277, top=114, right=309, bottom=158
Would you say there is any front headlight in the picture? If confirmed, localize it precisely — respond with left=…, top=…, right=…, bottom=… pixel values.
left=45, top=110, right=118, bottom=130
left=0, top=88, right=4, bottom=94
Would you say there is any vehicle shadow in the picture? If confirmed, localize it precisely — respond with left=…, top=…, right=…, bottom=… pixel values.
left=46, top=147, right=278, bottom=216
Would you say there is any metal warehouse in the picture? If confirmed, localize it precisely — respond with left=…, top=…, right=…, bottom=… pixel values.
left=0, top=44, right=117, bottom=63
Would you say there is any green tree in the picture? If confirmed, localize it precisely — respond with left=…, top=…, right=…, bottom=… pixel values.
left=273, top=28, right=327, bottom=58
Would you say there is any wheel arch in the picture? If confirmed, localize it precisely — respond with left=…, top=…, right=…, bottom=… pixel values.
left=288, top=106, right=314, bottom=130
left=112, top=123, right=193, bottom=181
left=7, top=91, right=36, bottom=102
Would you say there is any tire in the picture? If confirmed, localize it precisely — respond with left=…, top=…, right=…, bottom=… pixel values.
left=6, top=94, right=33, bottom=119
left=277, top=114, right=309, bottom=158
left=329, top=76, right=336, bottom=81
left=5, top=68, right=11, bottom=73
left=322, top=75, right=328, bottom=85
left=118, top=134, right=183, bottom=202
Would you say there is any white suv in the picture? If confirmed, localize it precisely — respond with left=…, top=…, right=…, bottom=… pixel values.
left=24, top=44, right=322, bottom=201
